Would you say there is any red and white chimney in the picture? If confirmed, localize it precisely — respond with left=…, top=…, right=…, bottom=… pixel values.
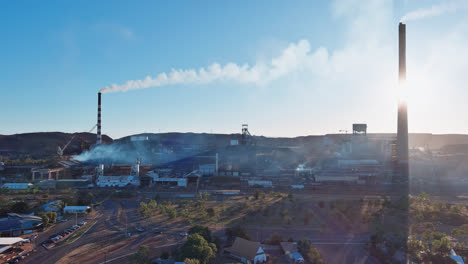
left=97, top=92, right=102, bottom=145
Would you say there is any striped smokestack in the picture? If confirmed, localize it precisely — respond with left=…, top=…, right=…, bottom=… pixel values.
left=97, top=92, right=102, bottom=145
left=397, top=22, right=409, bottom=178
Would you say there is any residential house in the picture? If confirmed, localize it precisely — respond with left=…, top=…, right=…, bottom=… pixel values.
left=225, top=237, right=267, bottom=264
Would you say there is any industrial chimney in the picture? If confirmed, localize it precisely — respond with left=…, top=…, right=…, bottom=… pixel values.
left=397, top=22, right=409, bottom=178
left=97, top=92, right=102, bottom=145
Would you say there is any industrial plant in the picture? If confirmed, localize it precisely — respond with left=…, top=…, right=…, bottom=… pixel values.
left=1, top=16, right=468, bottom=264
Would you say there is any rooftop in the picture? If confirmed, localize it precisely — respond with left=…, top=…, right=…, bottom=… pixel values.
left=0, top=237, right=27, bottom=246
left=226, top=237, right=262, bottom=260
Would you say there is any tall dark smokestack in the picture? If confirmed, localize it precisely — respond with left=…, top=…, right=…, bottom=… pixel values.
left=397, top=22, right=409, bottom=178
left=97, top=92, right=102, bottom=145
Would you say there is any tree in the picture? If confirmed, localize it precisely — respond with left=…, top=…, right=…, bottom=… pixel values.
left=297, top=239, right=325, bottom=264
left=129, top=246, right=151, bottom=264
left=46, top=211, right=57, bottom=224
left=139, top=202, right=152, bottom=217
left=431, top=237, right=450, bottom=255
left=305, top=248, right=325, bottom=264
left=452, top=224, right=468, bottom=238
left=254, top=190, right=264, bottom=200
left=225, top=225, right=252, bottom=240
left=189, top=225, right=212, bottom=242
left=10, top=202, right=30, bottom=214
left=408, top=239, right=424, bottom=263
left=184, top=258, right=200, bottom=264
left=206, top=208, right=215, bottom=218
left=148, top=199, right=158, bottom=210
left=180, top=234, right=216, bottom=264
left=266, top=232, right=284, bottom=245
left=41, top=214, right=50, bottom=227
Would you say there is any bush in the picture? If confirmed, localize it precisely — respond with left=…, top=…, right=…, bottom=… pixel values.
left=225, top=225, right=252, bottom=240
left=129, top=246, right=151, bottom=264
left=266, top=232, right=284, bottom=245
left=189, top=225, right=212, bottom=242
left=180, top=234, right=216, bottom=264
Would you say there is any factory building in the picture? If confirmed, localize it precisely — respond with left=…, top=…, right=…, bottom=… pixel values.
left=63, top=206, right=90, bottom=214
left=199, top=164, right=216, bottom=176
left=96, top=161, right=141, bottom=187
left=1, top=183, right=33, bottom=190
left=146, top=169, right=199, bottom=187
left=0, top=214, right=42, bottom=237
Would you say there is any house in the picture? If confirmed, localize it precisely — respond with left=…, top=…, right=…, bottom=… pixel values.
left=63, top=206, right=90, bottom=214
left=280, top=242, right=304, bottom=263
left=1, top=183, right=33, bottom=190
left=450, top=249, right=465, bottom=264
left=225, top=237, right=267, bottom=264
left=42, top=200, right=62, bottom=212
left=0, top=214, right=42, bottom=237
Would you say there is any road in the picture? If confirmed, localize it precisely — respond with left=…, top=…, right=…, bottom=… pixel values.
left=23, top=198, right=185, bottom=264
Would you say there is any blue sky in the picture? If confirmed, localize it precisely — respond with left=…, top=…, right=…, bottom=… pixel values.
left=1, top=0, right=467, bottom=139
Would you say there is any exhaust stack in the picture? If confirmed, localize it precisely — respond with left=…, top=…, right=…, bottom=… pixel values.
left=397, top=22, right=409, bottom=178
left=97, top=92, right=102, bottom=145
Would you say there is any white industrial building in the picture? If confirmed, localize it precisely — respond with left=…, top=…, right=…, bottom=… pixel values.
left=63, top=206, right=90, bottom=214
left=1, top=183, right=33, bottom=190
left=96, top=175, right=140, bottom=187
left=96, top=161, right=141, bottom=187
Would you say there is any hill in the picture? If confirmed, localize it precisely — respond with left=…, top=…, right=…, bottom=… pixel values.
left=0, top=132, right=112, bottom=158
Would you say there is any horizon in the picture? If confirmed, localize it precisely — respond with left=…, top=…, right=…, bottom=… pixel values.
left=3, top=130, right=468, bottom=141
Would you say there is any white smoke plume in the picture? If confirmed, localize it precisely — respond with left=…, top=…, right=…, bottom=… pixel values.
left=401, top=1, right=460, bottom=22
left=100, top=40, right=328, bottom=93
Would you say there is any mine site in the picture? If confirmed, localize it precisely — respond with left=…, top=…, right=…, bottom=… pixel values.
left=2, top=1, right=468, bottom=263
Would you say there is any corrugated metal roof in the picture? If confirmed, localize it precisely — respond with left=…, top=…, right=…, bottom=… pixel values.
left=0, top=237, right=27, bottom=246
left=64, top=206, right=90, bottom=210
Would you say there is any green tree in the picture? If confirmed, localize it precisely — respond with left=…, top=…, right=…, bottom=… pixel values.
left=225, top=225, right=252, bottom=240
left=189, top=225, right=212, bottom=242
left=129, top=246, right=151, bottom=264
left=46, top=211, right=57, bottom=224
left=298, top=239, right=324, bottom=264
left=41, top=214, right=50, bottom=227
left=266, top=232, right=284, bottom=245
left=148, top=199, right=158, bottom=210
left=206, top=208, right=215, bottom=218
left=139, top=202, right=151, bottom=217
left=180, top=234, right=216, bottom=264
left=305, top=248, right=325, bottom=264
left=452, top=224, right=468, bottom=238
left=431, top=237, right=450, bottom=255
left=184, top=258, right=200, bottom=264
left=408, top=239, right=424, bottom=263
